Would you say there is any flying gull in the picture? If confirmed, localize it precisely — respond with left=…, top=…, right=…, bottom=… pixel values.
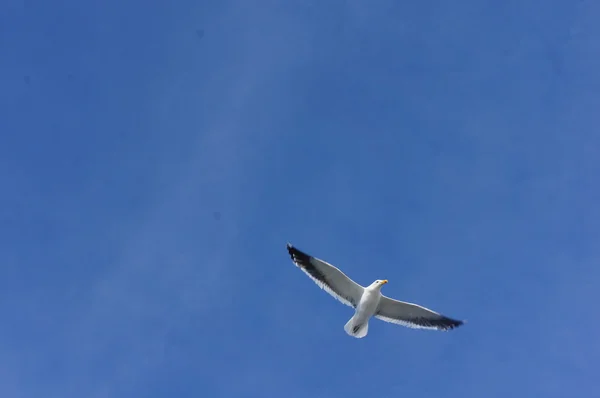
left=286, top=243, right=464, bottom=338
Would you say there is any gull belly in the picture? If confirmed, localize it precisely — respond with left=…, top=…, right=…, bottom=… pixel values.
left=355, top=289, right=382, bottom=323
left=343, top=286, right=382, bottom=338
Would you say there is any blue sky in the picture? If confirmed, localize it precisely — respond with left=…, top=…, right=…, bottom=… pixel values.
left=1, top=1, right=598, bottom=397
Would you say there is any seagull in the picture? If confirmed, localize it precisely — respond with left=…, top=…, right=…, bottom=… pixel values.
left=286, top=243, right=464, bottom=338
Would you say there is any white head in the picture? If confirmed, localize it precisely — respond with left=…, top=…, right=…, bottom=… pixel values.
left=368, top=279, right=388, bottom=290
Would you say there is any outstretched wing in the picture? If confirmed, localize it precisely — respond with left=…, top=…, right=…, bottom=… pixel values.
left=375, top=296, right=464, bottom=331
left=286, top=243, right=364, bottom=308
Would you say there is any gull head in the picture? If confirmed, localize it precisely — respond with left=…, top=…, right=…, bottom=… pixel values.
left=369, top=279, right=388, bottom=290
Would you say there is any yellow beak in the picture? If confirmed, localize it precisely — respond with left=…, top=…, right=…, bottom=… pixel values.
left=381, top=280, right=388, bottom=284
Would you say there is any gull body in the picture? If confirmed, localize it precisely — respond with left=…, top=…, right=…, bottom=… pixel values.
left=286, top=243, right=464, bottom=338
left=344, top=280, right=387, bottom=338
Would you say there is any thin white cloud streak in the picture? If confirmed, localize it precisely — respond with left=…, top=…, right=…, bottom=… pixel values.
left=0, top=2, right=317, bottom=396
left=49, top=6, right=320, bottom=398
left=70, top=68, right=261, bottom=398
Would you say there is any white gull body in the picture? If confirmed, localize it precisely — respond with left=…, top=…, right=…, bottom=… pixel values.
left=287, top=243, right=464, bottom=338
left=345, top=279, right=388, bottom=338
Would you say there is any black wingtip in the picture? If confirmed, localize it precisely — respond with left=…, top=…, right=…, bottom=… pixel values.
left=442, top=317, right=465, bottom=331
left=286, top=243, right=312, bottom=265
left=413, top=315, right=465, bottom=331
left=286, top=243, right=296, bottom=261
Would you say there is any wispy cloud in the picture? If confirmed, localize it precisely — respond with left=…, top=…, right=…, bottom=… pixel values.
left=13, top=4, right=328, bottom=398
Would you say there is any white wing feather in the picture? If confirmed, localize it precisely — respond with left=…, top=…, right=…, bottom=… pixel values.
left=287, top=244, right=364, bottom=308
left=375, top=295, right=464, bottom=331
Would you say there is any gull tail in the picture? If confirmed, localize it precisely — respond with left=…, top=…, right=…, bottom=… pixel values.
left=344, top=315, right=369, bottom=338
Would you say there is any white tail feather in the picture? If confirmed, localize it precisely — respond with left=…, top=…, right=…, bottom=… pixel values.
left=344, top=315, right=369, bottom=338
